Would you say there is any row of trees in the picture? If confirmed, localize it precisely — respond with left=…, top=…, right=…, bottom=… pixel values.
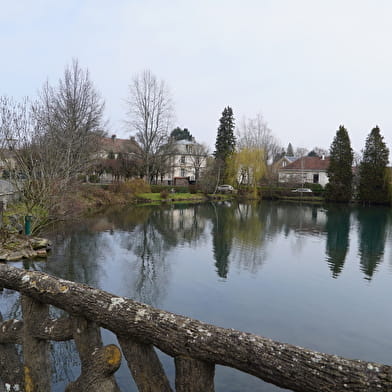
left=326, top=125, right=390, bottom=204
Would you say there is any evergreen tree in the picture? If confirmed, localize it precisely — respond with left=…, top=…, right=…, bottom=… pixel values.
left=325, top=125, right=353, bottom=202
left=358, top=126, right=390, bottom=204
left=286, top=142, right=294, bottom=157
left=170, top=127, right=193, bottom=141
left=214, top=106, right=236, bottom=161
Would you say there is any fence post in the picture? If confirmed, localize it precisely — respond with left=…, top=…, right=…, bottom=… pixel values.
left=21, top=295, right=51, bottom=392
left=175, top=356, right=215, bottom=392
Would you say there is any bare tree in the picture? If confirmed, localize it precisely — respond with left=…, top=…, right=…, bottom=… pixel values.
left=294, top=147, right=309, bottom=157
left=237, top=113, right=281, bottom=163
left=0, top=60, right=105, bottom=232
left=188, top=142, right=209, bottom=181
left=126, top=70, right=174, bottom=183
left=33, top=59, right=105, bottom=182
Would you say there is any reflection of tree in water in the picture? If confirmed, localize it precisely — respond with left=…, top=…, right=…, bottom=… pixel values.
left=357, top=207, right=389, bottom=280
left=231, top=202, right=268, bottom=274
left=211, top=202, right=236, bottom=278
left=128, top=220, right=170, bottom=306
left=210, top=202, right=330, bottom=278
left=122, top=204, right=208, bottom=305
left=325, top=206, right=351, bottom=278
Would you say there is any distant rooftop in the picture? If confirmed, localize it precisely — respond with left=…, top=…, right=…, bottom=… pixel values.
left=282, top=156, right=330, bottom=171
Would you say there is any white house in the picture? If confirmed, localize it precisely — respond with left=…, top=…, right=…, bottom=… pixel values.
left=278, top=156, right=330, bottom=187
left=161, top=140, right=208, bottom=185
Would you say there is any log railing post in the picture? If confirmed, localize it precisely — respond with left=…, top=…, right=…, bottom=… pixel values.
left=65, top=317, right=121, bottom=392
left=118, top=336, right=173, bottom=392
left=21, top=295, right=51, bottom=392
left=0, top=312, right=23, bottom=392
left=175, top=356, right=215, bottom=392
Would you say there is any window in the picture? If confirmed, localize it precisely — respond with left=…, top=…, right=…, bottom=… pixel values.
left=180, top=156, right=185, bottom=164
left=186, top=145, right=193, bottom=153
left=181, top=169, right=185, bottom=177
left=313, top=174, right=319, bottom=183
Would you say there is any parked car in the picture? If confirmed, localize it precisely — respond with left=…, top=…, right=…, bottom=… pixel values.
left=291, top=188, right=313, bottom=193
left=217, top=184, right=235, bottom=193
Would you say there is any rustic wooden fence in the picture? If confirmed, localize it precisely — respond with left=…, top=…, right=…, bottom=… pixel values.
left=0, top=264, right=391, bottom=392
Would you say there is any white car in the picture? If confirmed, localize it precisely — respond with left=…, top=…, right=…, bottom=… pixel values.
left=291, top=188, right=313, bottom=193
left=217, top=184, right=235, bottom=193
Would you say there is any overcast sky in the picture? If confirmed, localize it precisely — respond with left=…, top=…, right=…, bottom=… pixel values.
left=2, top=0, right=392, bottom=156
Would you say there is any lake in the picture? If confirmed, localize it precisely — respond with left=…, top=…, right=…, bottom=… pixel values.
left=1, top=201, right=392, bottom=391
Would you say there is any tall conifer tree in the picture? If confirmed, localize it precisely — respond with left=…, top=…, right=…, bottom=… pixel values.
left=214, top=106, right=236, bottom=182
left=286, top=143, right=294, bottom=157
left=325, top=125, right=353, bottom=202
left=214, top=106, right=236, bottom=161
left=358, top=126, right=390, bottom=204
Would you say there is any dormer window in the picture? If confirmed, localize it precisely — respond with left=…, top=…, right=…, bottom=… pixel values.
left=180, top=156, right=186, bottom=164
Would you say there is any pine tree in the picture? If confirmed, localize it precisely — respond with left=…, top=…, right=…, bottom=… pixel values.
left=214, top=106, right=236, bottom=162
left=325, top=125, right=353, bottom=202
left=286, top=143, right=294, bottom=157
left=358, top=126, right=390, bottom=204
left=170, top=127, right=193, bottom=141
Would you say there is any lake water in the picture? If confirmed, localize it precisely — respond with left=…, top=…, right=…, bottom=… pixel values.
left=2, top=201, right=392, bottom=391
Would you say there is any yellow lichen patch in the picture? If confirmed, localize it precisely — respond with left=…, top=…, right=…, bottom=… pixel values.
left=24, top=366, right=34, bottom=392
left=59, top=285, right=69, bottom=293
left=104, top=344, right=122, bottom=368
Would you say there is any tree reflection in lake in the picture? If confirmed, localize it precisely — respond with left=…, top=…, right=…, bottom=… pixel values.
left=356, top=207, right=390, bottom=280
left=2, top=201, right=392, bottom=392
left=325, top=205, right=351, bottom=278
left=211, top=202, right=235, bottom=278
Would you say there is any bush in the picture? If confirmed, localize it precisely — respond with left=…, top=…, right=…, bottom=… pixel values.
left=88, top=174, right=100, bottom=183
left=160, top=190, right=169, bottom=199
left=151, top=185, right=171, bottom=193
left=113, top=179, right=151, bottom=194
left=188, top=184, right=199, bottom=194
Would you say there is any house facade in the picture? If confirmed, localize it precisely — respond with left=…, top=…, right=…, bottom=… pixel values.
left=278, top=156, right=330, bottom=187
left=160, top=140, right=208, bottom=185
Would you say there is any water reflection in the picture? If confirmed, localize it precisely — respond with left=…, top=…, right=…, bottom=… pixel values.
left=325, top=206, right=351, bottom=278
left=2, top=201, right=392, bottom=392
left=43, top=202, right=392, bottom=289
left=357, top=207, right=389, bottom=280
left=211, top=202, right=235, bottom=278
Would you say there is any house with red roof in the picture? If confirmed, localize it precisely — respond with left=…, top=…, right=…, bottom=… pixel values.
left=278, top=156, right=330, bottom=187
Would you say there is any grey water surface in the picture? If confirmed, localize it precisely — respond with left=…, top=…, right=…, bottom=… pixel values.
left=2, top=201, right=392, bottom=391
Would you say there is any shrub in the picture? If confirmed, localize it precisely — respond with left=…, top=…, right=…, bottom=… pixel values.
left=113, top=179, right=151, bottom=194
left=88, top=174, right=100, bottom=183
left=160, top=190, right=169, bottom=199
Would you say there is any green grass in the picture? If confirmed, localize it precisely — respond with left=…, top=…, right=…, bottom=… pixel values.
left=136, top=193, right=207, bottom=202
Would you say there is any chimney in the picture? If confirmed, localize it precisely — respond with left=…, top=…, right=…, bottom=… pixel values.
left=111, top=134, right=116, bottom=142
left=321, top=154, right=325, bottom=160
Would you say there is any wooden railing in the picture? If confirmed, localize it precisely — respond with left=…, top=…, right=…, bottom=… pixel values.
left=0, top=264, right=391, bottom=392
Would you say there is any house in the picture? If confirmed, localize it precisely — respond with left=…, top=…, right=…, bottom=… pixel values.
left=95, top=135, right=141, bottom=182
left=268, top=155, right=297, bottom=182
left=98, top=135, right=140, bottom=159
left=159, top=139, right=209, bottom=185
left=278, top=156, right=330, bottom=187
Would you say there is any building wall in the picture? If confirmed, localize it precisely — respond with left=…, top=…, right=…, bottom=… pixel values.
left=278, top=170, right=329, bottom=187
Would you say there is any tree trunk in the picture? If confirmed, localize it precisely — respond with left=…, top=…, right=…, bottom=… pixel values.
left=0, top=265, right=391, bottom=392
